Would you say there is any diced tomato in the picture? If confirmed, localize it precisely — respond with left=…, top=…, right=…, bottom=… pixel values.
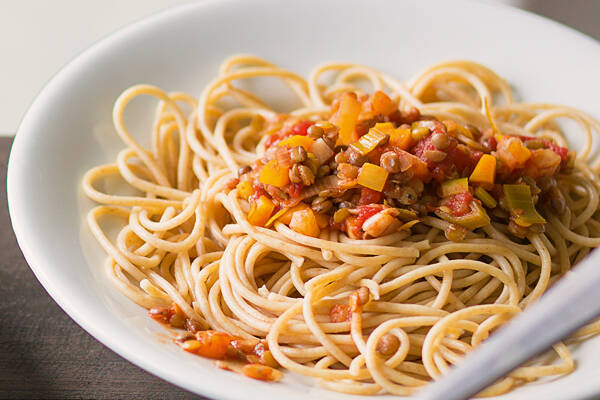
left=287, top=182, right=304, bottom=199
left=485, top=135, right=497, bottom=151
left=291, top=120, right=313, bottom=136
left=264, top=133, right=281, bottom=148
left=547, top=143, right=569, bottom=163
left=412, top=135, right=481, bottom=182
left=264, top=120, right=313, bottom=149
left=444, top=192, right=474, bottom=217
left=185, top=331, right=232, bottom=360
left=249, top=187, right=267, bottom=203
left=148, top=306, right=174, bottom=324
left=344, top=205, right=383, bottom=238
left=519, top=135, right=569, bottom=163
left=523, top=149, right=561, bottom=178
left=358, top=205, right=383, bottom=221
left=447, top=144, right=482, bottom=176
left=359, top=187, right=382, bottom=205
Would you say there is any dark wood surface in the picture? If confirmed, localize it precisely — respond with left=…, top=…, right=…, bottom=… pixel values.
left=0, top=137, right=204, bottom=399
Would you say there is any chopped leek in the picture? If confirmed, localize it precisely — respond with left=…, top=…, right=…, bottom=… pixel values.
left=435, top=202, right=490, bottom=230
left=474, top=186, right=497, bottom=208
left=350, top=126, right=389, bottom=156
left=503, top=184, right=546, bottom=226
left=441, top=178, right=469, bottom=198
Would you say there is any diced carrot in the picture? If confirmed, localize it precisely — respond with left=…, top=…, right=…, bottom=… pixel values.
left=357, top=163, right=389, bottom=192
left=259, top=160, right=290, bottom=188
left=236, top=181, right=253, bottom=200
left=469, top=154, right=497, bottom=185
left=248, top=196, right=275, bottom=227
left=278, top=135, right=315, bottom=151
left=371, top=91, right=397, bottom=116
left=289, top=208, right=320, bottom=237
left=330, top=92, right=361, bottom=146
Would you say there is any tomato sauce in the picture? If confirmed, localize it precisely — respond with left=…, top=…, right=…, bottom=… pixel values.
left=445, top=192, right=474, bottom=216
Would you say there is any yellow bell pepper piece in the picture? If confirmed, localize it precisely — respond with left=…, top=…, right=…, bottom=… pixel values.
left=278, top=135, right=315, bottom=151
left=470, top=154, right=497, bottom=185
left=236, top=180, right=253, bottom=200
left=248, top=196, right=275, bottom=227
left=259, top=160, right=290, bottom=188
left=357, top=163, right=389, bottom=192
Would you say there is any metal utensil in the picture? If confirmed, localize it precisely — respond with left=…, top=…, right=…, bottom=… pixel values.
left=418, top=252, right=600, bottom=400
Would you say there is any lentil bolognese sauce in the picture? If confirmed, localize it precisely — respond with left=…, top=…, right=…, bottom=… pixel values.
left=83, top=55, right=600, bottom=394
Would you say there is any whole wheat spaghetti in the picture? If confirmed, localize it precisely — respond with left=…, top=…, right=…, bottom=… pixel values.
left=83, top=55, right=600, bottom=396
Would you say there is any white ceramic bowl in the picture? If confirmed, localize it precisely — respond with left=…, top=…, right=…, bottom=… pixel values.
left=8, top=0, right=600, bottom=399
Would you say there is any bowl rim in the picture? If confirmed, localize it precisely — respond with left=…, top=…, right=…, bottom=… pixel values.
left=7, top=0, right=600, bottom=399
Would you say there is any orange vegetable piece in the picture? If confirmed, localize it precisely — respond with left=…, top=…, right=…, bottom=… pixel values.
left=470, top=154, right=497, bottom=185
left=330, top=92, right=361, bottom=146
left=389, top=127, right=413, bottom=150
left=248, top=195, right=275, bottom=227
left=278, top=135, right=315, bottom=151
left=357, top=163, right=389, bottom=192
left=523, top=148, right=561, bottom=178
left=371, top=91, right=397, bottom=116
left=314, top=212, right=330, bottom=229
left=241, top=364, right=283, bottom=382
left=496, top=136, right=531, bottom=170
left=277, top=202, right=311, bottom=225
left=289, top=208, right=320, bottom=237
left=182, top=331, right=231, bottom=360
left=236, top=181, right=253, bottom=200
left=259, top=160, right=290, bottom=188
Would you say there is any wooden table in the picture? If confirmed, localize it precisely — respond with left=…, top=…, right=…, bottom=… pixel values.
left=0, top=137, right=203, bottom=399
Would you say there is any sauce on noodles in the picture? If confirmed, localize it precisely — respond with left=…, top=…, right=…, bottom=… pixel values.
left=83, top=56, right=600, bottom=396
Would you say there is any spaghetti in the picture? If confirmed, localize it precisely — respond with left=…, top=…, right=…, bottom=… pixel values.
left=83, top=55, right=600, bottom=396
